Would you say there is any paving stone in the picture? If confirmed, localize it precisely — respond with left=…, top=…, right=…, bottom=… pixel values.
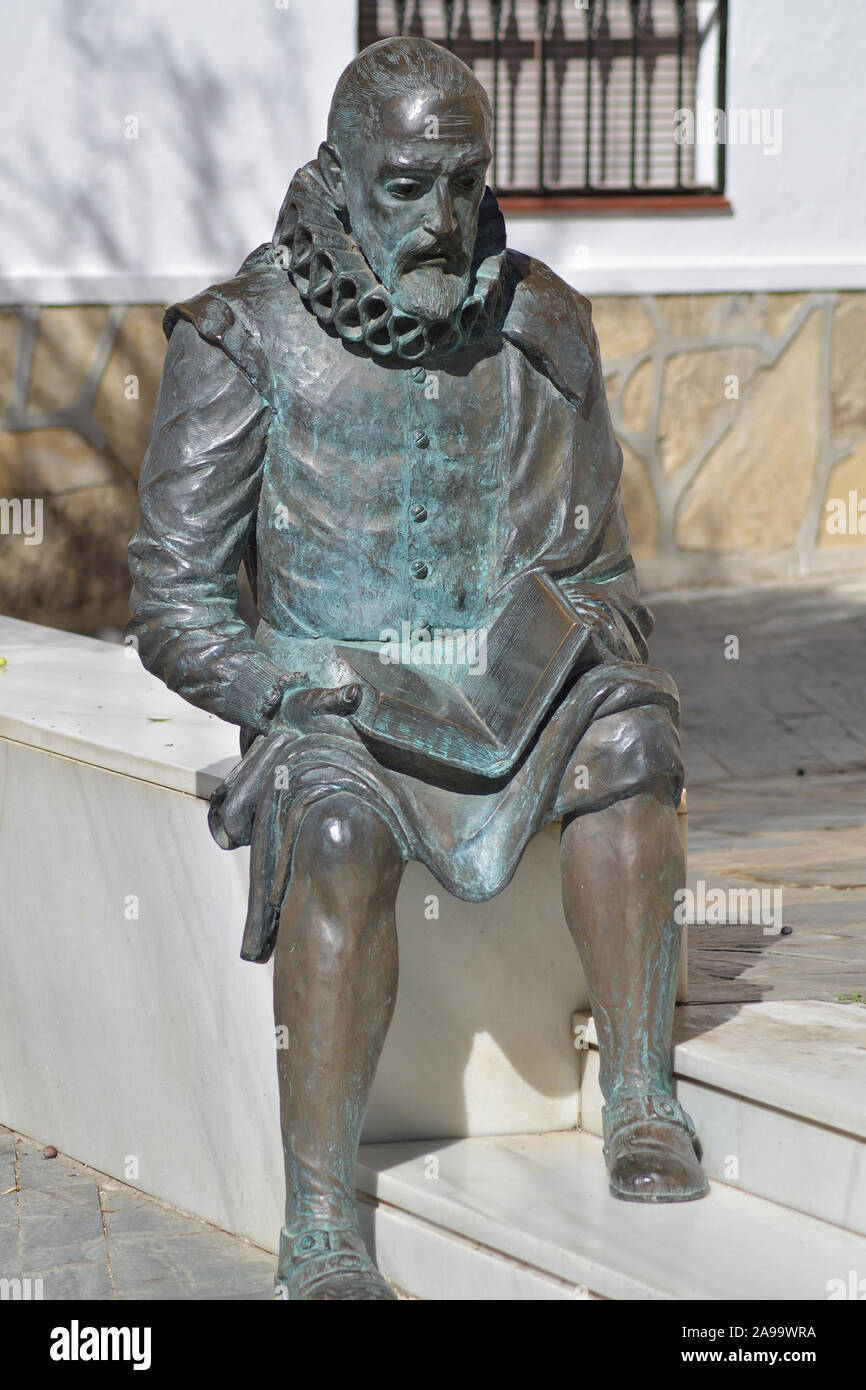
left=15, top=1168, right=98, bottom=1209
left=100, top=1184, right=211, bottom=1239
left=27, top=1260, right=114, bottom=1301
left=108, top=1231, right=274, bottom=1301
left=780, top=899, right=866, bottom=928
left=20, top=1205, right=106, bottom=1271
left=213, top=1288, right=275, bottom=1300
left=785, top=713, right=866, bottom=769
left=0, top=1222, right=21, bottom=1275
left=650, top=578, right=866, bottom=784
left=0, top=1150, right=17, bottom=1220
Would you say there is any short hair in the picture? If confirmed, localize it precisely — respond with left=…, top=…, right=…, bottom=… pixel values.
left=327, top=37, right=492, bottom=150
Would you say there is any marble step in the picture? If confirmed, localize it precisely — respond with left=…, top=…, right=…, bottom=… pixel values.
left=576, top=1000, right=866, bottom=1236
left=356, top=1131, right=866, bottom=1301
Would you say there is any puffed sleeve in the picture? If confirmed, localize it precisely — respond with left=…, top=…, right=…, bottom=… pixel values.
left=126, top=318, right=297, bottom=732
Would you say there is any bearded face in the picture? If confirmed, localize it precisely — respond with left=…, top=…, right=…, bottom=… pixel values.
left=331, top=89, right=491, bottom=327
left=383, top=223, right=473, bottom=323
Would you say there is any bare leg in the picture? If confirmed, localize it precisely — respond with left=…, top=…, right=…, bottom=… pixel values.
left=561, top=778, right=707, bottom=1201
left=273, top=792, right=404, bottom=1296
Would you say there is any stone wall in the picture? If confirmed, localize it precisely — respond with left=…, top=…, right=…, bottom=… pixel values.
left=598, top=292, right=866, bottom=592
left=0, top=306, right=165, bottom=632
left=0, top=293, right=864, bottom=634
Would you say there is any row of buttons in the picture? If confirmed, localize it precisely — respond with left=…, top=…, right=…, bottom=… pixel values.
left=410, top=369, right=431, bottom=582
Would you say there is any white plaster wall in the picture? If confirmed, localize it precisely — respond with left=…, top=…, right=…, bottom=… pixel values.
left=0, top=0, right=863, bottom=301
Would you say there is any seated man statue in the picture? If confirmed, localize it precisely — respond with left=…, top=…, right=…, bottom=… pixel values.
left=127, top=36, right=708, bottom=1302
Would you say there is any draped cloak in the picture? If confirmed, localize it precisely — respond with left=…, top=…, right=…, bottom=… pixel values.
left=126, top=181, right=683, bottom=963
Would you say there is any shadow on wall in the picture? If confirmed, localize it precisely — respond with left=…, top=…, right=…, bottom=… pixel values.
left=0, top=6, right=303, bottom=635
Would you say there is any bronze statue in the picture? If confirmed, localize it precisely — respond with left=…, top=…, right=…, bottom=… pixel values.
left=127, top=36, right=708, bottom=1303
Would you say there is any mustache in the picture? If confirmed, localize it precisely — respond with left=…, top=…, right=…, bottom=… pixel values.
left=390, top=229, right=469, bottom=278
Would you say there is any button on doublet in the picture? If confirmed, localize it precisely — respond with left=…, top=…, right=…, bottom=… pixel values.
left=412, top=428, right=430, bottom=448
left=410, top=559, right=429, bottom=580
left=410, top=503, right=428, bottom=523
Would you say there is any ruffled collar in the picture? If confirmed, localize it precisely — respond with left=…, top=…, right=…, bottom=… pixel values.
left=272, top=159, right=508, bottom=362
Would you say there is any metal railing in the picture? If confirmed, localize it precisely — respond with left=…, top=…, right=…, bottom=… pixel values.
left=358, top=1, right=728, bottom=199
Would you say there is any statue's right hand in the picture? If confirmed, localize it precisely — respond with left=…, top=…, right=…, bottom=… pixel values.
left=273, top=682, right=362, bottom=732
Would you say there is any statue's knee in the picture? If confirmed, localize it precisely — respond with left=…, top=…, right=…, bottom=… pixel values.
left=280, top=795, right=402, bottom=965
left=297, top=793, right=363, bottom=860
left=295, top=793, right=402, bottom=899
left=581, top=707, right=683, bottom=802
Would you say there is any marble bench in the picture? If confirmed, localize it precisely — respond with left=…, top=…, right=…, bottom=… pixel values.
left=0, top=615, right=686, bottom=1249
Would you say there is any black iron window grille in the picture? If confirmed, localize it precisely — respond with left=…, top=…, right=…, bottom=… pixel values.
left=358, top=1, right=728, bottom=205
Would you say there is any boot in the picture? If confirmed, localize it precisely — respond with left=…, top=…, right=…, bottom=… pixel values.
left=602, top=1093, right=709, bottom=1202
left=274, top=1224, right=398, bottom=1301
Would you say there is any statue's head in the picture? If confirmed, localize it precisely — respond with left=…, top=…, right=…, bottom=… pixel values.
left=319, top=37, right=492, bottom=326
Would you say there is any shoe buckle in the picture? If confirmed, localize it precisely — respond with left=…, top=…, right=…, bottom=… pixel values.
left=647, top=1096, right=678, bottom=1122
left=290, top=1229, right=332, bottom=1261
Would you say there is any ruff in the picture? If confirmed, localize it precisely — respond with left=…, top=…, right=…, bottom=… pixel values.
left=272, top=159, right=508, bottom=362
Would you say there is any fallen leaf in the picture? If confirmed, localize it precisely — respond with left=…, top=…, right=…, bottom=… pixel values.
left=2, top=1185, right=18, bottom=1195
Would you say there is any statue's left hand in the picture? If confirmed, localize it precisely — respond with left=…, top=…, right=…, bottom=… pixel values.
left=273, top=682, right=362, bottom=732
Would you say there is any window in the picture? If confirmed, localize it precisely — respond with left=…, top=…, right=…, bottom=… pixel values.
left=358, top=1, right=729, bottom=210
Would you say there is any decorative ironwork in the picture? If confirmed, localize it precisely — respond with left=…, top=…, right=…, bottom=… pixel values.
left=358, top=1, right=728, bottom=198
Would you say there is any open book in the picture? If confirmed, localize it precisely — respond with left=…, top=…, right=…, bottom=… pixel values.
left=334, top=571, right=590, bottom=778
